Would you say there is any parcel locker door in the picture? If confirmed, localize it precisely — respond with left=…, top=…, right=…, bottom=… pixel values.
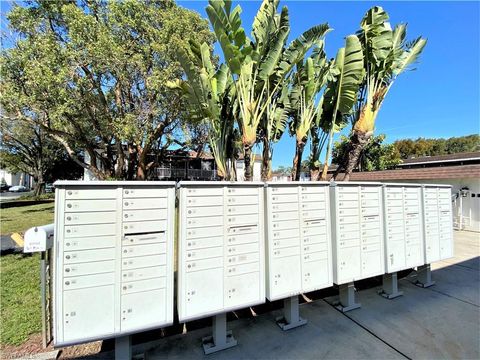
left=387, top=240, right=406, bottom=272
left=337, top=247, right=360, bottom=283
left=183, top=268, right=223, bottom=320
left=224, top=272, right=260, bottom=309
left=63, top=285, right=114, bottom=343
left=269, top=256, right=301, bottom=300
left=121, top=289, right=167, bottom=332
left=361, top=244, right=383, bottom=278
left=302, top=256, right=330, bottom=291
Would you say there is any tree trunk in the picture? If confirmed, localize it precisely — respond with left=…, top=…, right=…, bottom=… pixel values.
left=334, top=130, right=372, bottom=181
left=126, top=144, right=137, bottom=180
left=320, top=129, right=334, bottom=181
left=261, top=138, right=271, bottom=181
left=310, top=168, right=320, bottom=181
left=291, top=141, right=305, bottom=181
left=244, top=143, right=253, bottom=181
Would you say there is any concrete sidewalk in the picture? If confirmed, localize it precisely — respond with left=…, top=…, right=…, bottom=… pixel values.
left=141, top=230, right=479, bottom=359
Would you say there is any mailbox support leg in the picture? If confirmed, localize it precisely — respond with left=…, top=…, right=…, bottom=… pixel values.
left=378, top=272, right=404, bottom=299
left=276, top=295, right=307, bottom=331
left=415, top=264, right=435, bottom=288
left=336, top=282, right=361, bottom=312
left=202, top=313, right=237, bottom=354
left=115, top=335, right=132, bottom=360
left=40, top=251, right=47, bottom=348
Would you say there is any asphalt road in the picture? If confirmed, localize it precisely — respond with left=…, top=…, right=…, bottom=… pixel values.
left=0, top=191, right=33, bottom=202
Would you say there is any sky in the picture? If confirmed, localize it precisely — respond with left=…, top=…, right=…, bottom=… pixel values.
left=1, top=1, right=479, bottom=168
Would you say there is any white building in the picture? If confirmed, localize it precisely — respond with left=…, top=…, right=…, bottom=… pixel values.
left=0, top=169, right=33, bottom=189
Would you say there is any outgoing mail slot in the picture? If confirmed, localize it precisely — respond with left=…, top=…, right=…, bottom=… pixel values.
left=272, top=219, right=300, bottom=231
left=187, top=236, right=223, bottom=249
left=272, top=228, right=299, bottom=240
left=300, top=193, right=325, bottom=202
left=272, top=211, right=299, bottom=221
left=271, top=194, right=298, bottom=203
left=337, top=193, right=358, bottom=201
left=362, top=215, right=380, bottom=223
left=187, top=187, right=223, bottom=196
left=65, top=211, right=116, bottom=225
left=123, top=209, right=168, bottom=222
left=187, top=206, right=223, bottom=218
left=65, top=188, right=117, bottom=200
left=227, top=195, right=258, bottom=206
left=272, top=202, right=299, bottom=212
left=122, top=243, right=166, bottom=258
left=361, top=207, right=379, bottom=216
left=227, top=205, right=259, bottom=216
left=186, top=256, right=223, bottom=272
left=122, top=232, right=166, bottom=246
left=63, top=272, right=114, bottom=290
left=303, top=251, right=328, bottom=262
left=65, top=199, right=116, bottom=212
left=338, top=208, right=359, bottom=217
left=272, top=246, right=301, bottom=258
left=123, top=198, right=167, bottom=210
left=123, top=187, right=167, bottom=198
left=227, top=214, right=259, bottom=226
left=227, top=233, right=259, bottom=246
left=187, top=196, right=223, bottom=207
left=272, top=186, right=298, bottom=194
left=123, top=220, right=167, bottom=234
left=64, top=236, right=116, bottom=251
left=64, top=260, right=115, bottom=277
left=227, top=252, right=259, bottom=265
left=303, top=242, right=327, bottom=254
left=64, top=248, right=115, bottom=264
left=227, top=187, right=259, bottom=196
left=186, top=246, right=223, bottom=261
left=121, top=277, right=166, bottom=294
left=186, top=226, right=223, bottom=239
left=304, top=218, right=326, bottom=228
left=122, top=254, right=167, bottom=269
left=339, top=223, right=360, bottom=232
left=186, top=216, right=223, bottom=228
left=228, top=225, right=258, bottom=235
left=227, top=242, right=259, bottom=256
left=122, top=266, right=166, bottom=283
left=226, top=261, right=259, bottom=277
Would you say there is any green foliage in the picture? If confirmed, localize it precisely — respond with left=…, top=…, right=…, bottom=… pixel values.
left=332, top=134, right=401, bottom=171
left=1, top=0, right=215, bottom=180
left=394, top=134, right=480, bottom=159
left=0, top=253, right=41, bottom=346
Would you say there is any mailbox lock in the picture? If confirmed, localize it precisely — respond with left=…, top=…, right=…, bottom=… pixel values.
left=66, top=243, right=70, bottom=246
left=67, top=216, right=72, bottom=221
left=67, top=191, right=72, bottom=195
left=124, top=202, right=129, bottom=206
left=123, top=286, right=127, bottom=290
left=65, top=255, right=71, bottom=259
left=187, top=264, right=191, bottom=268
left=124, top=214, right=128, bottom=218
left=125, top=190, right=129, bottom=194
left=65, top=281, right=70, bottom=285
left=65, top=268, right=70, bottom=272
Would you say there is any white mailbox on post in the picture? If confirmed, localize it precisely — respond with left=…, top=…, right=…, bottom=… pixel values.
left=177, top=182, right=265, bottom=353
left=330, top=182, right=385, bottom=311
left=53, top=181, right=176, bottom=347
left=265, top=182, right=332, bottom=330
left=383, top=183, right=425, bottom=273
left=423, top=184, right=454, bottom=263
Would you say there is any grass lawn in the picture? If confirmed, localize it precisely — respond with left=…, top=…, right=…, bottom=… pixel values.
left=0, top=253, right=41, bottom=346
left=0, top=202, right=55, bottom=235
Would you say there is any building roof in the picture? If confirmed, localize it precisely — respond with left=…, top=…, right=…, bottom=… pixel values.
left=398, top=151, right=480, bottom=166
left=333, top=164, right=480, bottom=181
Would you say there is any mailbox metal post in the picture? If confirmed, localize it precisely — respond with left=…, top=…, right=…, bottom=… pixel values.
left=415, top=264, right=435, bottom=288
left=379, top=272, right=403, bottom=299
left=202, top=313, right=237, bottom=354
left=115, top=335, right=132, bottom=360
left=337, top=282, right=361, bottom=312
left=276, top=295, right=307, bottom=331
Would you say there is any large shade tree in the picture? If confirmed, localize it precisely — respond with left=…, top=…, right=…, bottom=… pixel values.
left=0, top=0, right=215, bottom=180
left=333, top=6, right=427, bottom=180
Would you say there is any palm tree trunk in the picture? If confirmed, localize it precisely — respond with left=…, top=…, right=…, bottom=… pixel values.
left=320, top=129, right=334, bottom=180
left=261, top=137, right=271, bottom=181
left=292, top=141, right=305, bottom=181
left=334, top=130, right=372, bottom=181
left=244, top=143, right=253, bottom=181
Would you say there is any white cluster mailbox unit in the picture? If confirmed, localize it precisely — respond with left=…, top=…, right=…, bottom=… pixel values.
left=330, top=182, right=385, bottom=310
left=423, top=184, right=454, bottom=263
left=383, top=183, right=425, bottom=273
left=53, top=181, right=175, bottom=347
left=265, top=182, right=332, bottom=300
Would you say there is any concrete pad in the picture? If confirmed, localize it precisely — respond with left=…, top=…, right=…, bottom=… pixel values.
left=339, top=280, right=480, bottom=360
left=145, top=300, right=403, bottom=360
left=433, top=231, right=479, bottom=271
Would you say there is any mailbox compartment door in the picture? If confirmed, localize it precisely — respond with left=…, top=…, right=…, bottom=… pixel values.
left=63, top=285, right=114, bottom=342
left=337, top=247, right=360, bottom=283
left=361, top=244, right=383, bottom=277
left=269, top=256, right=301, bottom=299
left=121, top=289, right=166, bottom=332
left=183, top=268, right=223, bottom=320
left=387, top=240, right=405, bottom=272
